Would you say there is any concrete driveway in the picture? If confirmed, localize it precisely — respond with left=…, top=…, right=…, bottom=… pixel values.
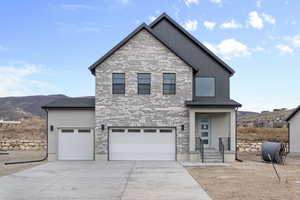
left=0, top=161, right=211, bottom=200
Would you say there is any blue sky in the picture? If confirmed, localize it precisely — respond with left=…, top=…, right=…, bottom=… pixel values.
left=0, top=0, right=299, bottom=111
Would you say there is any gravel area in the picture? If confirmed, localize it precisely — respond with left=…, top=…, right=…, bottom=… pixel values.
left=187, top=154, right=300, bottom=200
left=0, top=151, right=46, bottom=177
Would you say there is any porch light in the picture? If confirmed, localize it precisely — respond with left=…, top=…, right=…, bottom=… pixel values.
left=181, top=124, right=184, bottom=131
left=101, top=124, right=105, bottom=131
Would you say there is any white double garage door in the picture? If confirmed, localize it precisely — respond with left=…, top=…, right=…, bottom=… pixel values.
left=109, top=128, right=176, bottom=161
left=58, top=127, right=176, bottom=161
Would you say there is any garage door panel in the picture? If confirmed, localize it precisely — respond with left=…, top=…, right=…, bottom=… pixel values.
left=58, top=129, right=94, bottom=160
left=109, top=129, right=175, bottom=161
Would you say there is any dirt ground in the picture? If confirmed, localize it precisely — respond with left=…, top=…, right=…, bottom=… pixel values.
left=237, top=127, right=288, bottom=143
left=188, top=153, right=300, bottom=200
left=0, top=151, right=46, bottom=177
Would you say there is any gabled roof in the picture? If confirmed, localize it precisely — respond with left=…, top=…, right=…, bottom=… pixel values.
left=89, top=23, right=198, bottom=75
left=42, top=97, right=95, bottom=110
left=89, top=13, right=235, bottom=75
left=286, top=105, right=300, bottom=121
left=149, top=13, right=235, bottom=75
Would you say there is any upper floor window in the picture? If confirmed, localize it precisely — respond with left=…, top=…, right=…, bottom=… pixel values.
left=112, top=73, right=125, bottom=94
left=195, top=77, right=215, bottom=97
left=163, top=73, right=176, bottom=95
left=138, top=73, right=151, bottom=94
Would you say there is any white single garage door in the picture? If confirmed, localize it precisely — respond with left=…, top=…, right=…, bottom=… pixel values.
left=58, top=128, right=94, bottom=160
left=109, top=128, right=176, bottom=160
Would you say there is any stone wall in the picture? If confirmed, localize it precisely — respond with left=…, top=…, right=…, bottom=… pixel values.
left=237, top=141, right=289, bottom=152
left=95, top=29, right=193, bottom=156
left=237, top=142, right=262, bottom=152
left=0, top=139, right=46, bottom=151
left=0, top=118, right=46, bottom=151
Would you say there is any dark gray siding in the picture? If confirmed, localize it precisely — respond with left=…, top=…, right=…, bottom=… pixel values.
left=151, top=19, right=230, bottom=101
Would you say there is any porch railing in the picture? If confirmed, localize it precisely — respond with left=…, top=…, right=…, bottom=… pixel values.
left=218, top=138, right=225, bottom=163
left=196, top=137, right=204, bottom=163
left=218, top=137, right=231, bottom=163
left=219, top=137, right=231, bottom=151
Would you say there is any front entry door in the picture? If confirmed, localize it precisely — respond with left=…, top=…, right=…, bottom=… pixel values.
left=198, top=118, right=211, bottom=147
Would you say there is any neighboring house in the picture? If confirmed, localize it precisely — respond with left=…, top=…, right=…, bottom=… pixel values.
left=42, top=13, right=241, bottom=162
left=286, top=105, right=300, bottom=154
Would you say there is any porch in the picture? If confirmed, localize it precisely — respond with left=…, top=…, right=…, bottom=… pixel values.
left=188, top=108, right=237, bottom=162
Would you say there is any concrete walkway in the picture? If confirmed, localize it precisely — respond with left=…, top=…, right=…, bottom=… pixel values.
left=0, top=161, right=211, bottom=200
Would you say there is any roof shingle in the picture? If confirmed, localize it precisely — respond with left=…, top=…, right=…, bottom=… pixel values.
left=42, top=97, right=95, bottom=109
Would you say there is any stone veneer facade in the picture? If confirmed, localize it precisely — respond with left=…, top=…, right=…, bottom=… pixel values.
left=95, top=29, right=193, bottom=160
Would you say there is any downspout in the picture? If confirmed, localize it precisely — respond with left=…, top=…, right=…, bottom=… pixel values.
left=235, top=107, right=242, bottom=162
left=5, top=109, right=48, bottom=165
left=287, top=122, right=290, bottom=154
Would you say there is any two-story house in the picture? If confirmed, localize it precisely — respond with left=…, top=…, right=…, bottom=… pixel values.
left=42, top=13, right=241, bottom=162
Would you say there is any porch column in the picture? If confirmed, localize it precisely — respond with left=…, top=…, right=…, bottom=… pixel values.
left=189, top=109, right=196, bottom=152
left=230, top=110, right=236, bottom=151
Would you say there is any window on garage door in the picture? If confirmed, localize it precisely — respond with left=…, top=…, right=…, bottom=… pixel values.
left=61, top=129, right=74, bottom=133
left=78, top=129, right=91, bottom=133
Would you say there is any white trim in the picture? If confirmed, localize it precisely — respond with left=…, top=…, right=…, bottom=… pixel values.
left=189, top=110, right=196, bottom=151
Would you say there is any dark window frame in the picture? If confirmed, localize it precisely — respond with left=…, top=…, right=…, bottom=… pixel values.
left=112, top=73, right=125, bottom=94
left=163, top=73, right=176, bottom=95
left=61, top=129, right=74, bottom=133
left=137, top=73, right=151, bottom=95
left=78, top=129, right=91, bottom=133
left=194, top=76, right=216, bottom=97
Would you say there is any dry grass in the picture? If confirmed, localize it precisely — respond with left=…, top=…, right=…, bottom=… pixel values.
left=0, top=117, right=46, bottom=140
left=188, top=154, right=300, bottom=200
left=237, top=127, right=288, bottom=143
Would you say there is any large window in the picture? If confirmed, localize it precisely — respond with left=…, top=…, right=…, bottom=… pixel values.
left=112, top=73, right=125, bottom=94
left=195, top=77, right=215, bottom=97
left=138, top=73, right=151, bottom=94
left=163, top=73, right=176, bottom=95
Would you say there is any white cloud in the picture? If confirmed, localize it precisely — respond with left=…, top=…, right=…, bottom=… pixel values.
left=172, top=5, right=181, bottom=19
left=248, top=11, right=264, bottom=29
left=286, top=35, right=300, bottom=48
left=183, top=0, right=199, bottom=7
left=203, top=21, right=216, bottom=30
left=120, top=0, right=129, bottom=4
left=210, top=0, right=222, bottom=3
left=220, top=19, right=242, bottom=29
left=0, top=63, right=55, bottom=97
left=262, top=13, right=276, bottom=24
left=148, top=16, right=156, bottom=22
left=184, top=19, right=198, bottom=31
left=248, top=11, right=276, bottom=29
left=276, top=44, right=293, bottom=54
left=0, top=45, right=6, bottom=51
left=60, top=4, right=95, bottom=10
left=256, top=0, right=261, bottom=8
left=204, top=39, right=251, bottom=60
left=252, top=46, right=264, bottom=52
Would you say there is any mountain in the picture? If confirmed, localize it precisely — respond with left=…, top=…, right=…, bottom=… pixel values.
left=0, top=94, right=296, bottom=127
left=237, top=111, right=259, bottom=118
left=0, top=94, right=67, bottom=120
left=237, top=108, right=295, bottom=128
